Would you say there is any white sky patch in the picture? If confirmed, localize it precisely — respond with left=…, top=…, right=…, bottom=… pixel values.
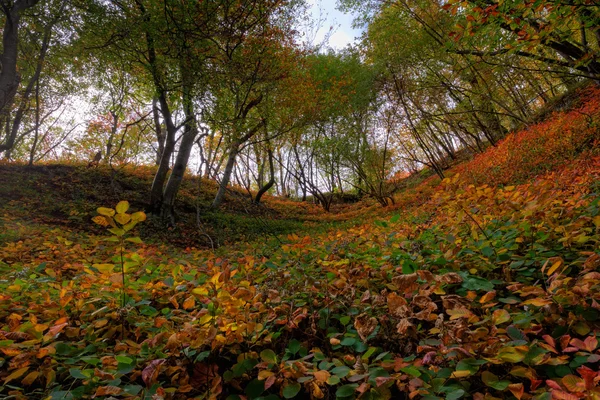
left=303, top=0, right=363, bottom=51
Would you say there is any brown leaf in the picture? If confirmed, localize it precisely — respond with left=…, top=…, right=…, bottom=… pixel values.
left=360, top=290, right=371, bottom=303
left=142, top=359, right=165, bottom=387
left=442, top=295, right=470, bottom=311
left=94, top=369, right=115, bottom=381
left=354, top=313, right=378, bottom=342
left=392, top=273, right=419, bottom=293
left=396, top=319, right=415, bottom=336
left=438, top=272, right=463, bottom=285
left=387, top=292, right=411, bottom=318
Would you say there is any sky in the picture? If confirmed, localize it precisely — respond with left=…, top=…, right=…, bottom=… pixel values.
left=303, top=0, right=364, bottom=51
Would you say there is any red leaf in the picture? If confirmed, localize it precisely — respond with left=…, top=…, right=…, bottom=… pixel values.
left=142, top=359, right=165, bottom=388
left=546, top=380, right=563, bottom=391
left=551, top=390, right=580, bottom=400
left=576, top=365, right=598, bottom=390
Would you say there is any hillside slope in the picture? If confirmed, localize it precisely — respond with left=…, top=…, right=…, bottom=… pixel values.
left=0, top=87, right=600, bottom=399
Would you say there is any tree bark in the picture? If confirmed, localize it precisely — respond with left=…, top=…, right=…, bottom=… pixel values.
left=254, top=146, right=274, bottom=204
left=211, top=140, right=239, bottom=209
left=152, top=97, right=164, bottom=166
left=0, top=0, right=44, bottom=152
left=161, top=65, right=198, bottom=223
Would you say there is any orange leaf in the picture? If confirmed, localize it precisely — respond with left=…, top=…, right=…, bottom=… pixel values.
left=508, top=383, right=524, bottom=400
left=93, top=386, right=123, bottom=397
left=313, top=370, right=330, bottom=383
left=182, top=296, right=195, bottom=310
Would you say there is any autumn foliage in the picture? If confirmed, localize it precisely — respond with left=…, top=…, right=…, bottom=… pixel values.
left=1, top=91, right=600, bottom=398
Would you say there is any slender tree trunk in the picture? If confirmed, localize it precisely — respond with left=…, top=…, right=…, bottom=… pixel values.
left=105, top=110, right=118, bottom=163
left=212, top=141, right=239, bottom=209
left=254, top=147, right=274, bottom=204
left=152, top=97, right=164, bottom=166
left=160, top=57, right=199, bottom=222
left=28, top=74, right=41, bottom=166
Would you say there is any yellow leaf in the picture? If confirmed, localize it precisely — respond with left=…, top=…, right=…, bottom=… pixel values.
left=546, top=260, right=563, bottom=276
left=258, top=370, right=274, bottom=380
left=114, top=213, right=131, bottom=225
left=21, top=371, right=39, bottom=386
left=192, top=287, right=209, bottom=297
left=115, top=201, right=129, bottom=214
left=450, top=370, right=472, bottom=378
left=498, top=346, right=527, bottom=363
left=492, top=309, right=511, bottom=325
left=97, top=207, right=115, bottom=217
left=4, top=367, right=29, bottom=383
left=132, top=211, right=147, bottom=222
left=447, top=308, right=472, bottom=320
left=92, top=263, right=115, bottom=274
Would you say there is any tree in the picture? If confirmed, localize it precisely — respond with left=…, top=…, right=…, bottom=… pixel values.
left=207, top=0, right=303, bottom=209
left=0, top=0, right=41, bottom=137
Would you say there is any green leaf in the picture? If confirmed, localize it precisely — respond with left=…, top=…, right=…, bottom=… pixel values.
left=402, top=259, right=417, bottom=274
left=327, top=375, right=341, bottom=385
left=331, top=366, right=351, bottom=378
left=288, top=339, right=301, bottom=355
left=400, top=366, right=422, bottom=377
left=340, top=337, right=356, bottom=346
left=336, top=384, right=358, bottom=397
left=481, top=246, right=495, bottom=258
left=283, top=382, right=301, bottom=398
left=260, top=349, right=277, bottom=364
left=108, top=227, right=125, bottom=237
left=195, top=351, right=210, bottom=362
left=390, top=214, right=400, bottom=223
left=245, top=379, right=265, bottom=399
left=69, top=368, right=89, bottom=379
left=115, top=355, right=133, bottom=364
left=445, top=388, right=465, bottom=400
left=126, top=237, right=143, bottom=244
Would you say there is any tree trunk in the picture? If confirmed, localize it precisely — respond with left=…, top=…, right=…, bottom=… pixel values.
left=152, top=97, right=164, bottom=166
left=254, top=147, right=274, bottom=204
left=0, top=0, right=47, bottom=153
left=211, top=141, right=239, bottom=209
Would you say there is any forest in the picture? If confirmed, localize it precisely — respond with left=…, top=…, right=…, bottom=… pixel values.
left=1, top=0, right=600, bottom=399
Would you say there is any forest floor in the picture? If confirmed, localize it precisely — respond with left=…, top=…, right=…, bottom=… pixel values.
left=1, top=85, right=600, bottom=399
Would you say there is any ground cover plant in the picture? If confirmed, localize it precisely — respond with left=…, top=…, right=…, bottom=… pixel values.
left=0, top=85, right=600, bottom=399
